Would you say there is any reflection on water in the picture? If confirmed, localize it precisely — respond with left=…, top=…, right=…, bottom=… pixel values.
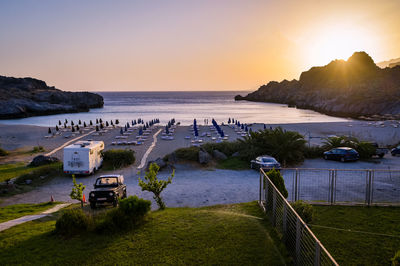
left=1, top=91, right=350, bottom=126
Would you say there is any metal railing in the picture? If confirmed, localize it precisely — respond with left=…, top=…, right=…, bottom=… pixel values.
left=279, top=168, right=400, bottom=205
left=259, top=168, right=338, bottom=266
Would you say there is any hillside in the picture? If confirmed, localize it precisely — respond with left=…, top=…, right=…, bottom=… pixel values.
left=235, top=52, right=400, bottom=120
left=377, top=57, right=400, bottom=68
left=0, top=76, right=103, bottom=119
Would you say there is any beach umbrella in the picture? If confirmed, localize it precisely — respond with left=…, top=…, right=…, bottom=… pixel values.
left=84, top=122, right=87, bottom=127
left=99, top=118, right=103, bottom=124
left=194, top=127, right=198, bottom=137
left=241, top=124, right=244, bottom=130
left=139, top=127, right=143, bottom=135
left=55, top=125, right=59, bottom=131
left=96, top=119, right=99, bottom=124
left=96, top=125, right=100, bottom=132
left=71, top=121, right=74, bottom=126
left=263, top=124, right=266, bottom=130
left=58, top=120, right=61, bottom=125
left=221, top=130, right=224, bottom=137
left=120, top=128, right=123, bottom=134
left=100, top=123, right=104, bottom=129
left=146, top=122, right=149, bottom=128
left=71, top=127, right=75, bottom=132
left=124, top=125, right=127, bottom=132
left=111, top=120, right=114, bottom=126
left=115, top=119, right=119, bottom=125
left=76, top=125, right=80, bottom=131
left=65, top=119, right=68, bottom=124
left=228, top=118, right=231, bottom=124
left=78, top=120, right=81, bottom=125
left=106, top=121, right=109, bottom=127
left=245, top=125, right=248, bottom=132
left=90, top=120, right=93, bottom=126
left=48, top=128, right=52, bottom=134
left=166, top=126, right=169, bottom=135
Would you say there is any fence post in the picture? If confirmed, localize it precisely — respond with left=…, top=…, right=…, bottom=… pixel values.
left=272, top=188, right=277, bottom=226
left=259, top=170, right=262, bottom=204
left=296, top=217, right=301, bottom=265
left=366, top=170, right=372, bottom=206
left=314, top=240, right=321, bottom=266
left=265, top=176, right=269, bottom=207
left=330, top=170, right=335, bottom=205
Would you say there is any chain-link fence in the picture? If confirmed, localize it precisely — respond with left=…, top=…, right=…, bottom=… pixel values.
left=278, top=168, right=400, bottom=205
left=259, top=169, right=338, bottom=266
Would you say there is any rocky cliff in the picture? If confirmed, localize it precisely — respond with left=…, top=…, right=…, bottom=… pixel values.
left=0, top=76, right=104, bottom=119
left=235, top=52, right=400, bottom=119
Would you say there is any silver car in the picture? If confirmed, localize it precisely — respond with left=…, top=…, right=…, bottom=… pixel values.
left=250, top=155, right=281, bottom=170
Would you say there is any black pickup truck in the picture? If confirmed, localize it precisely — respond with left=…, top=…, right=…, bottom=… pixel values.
left=89, top=175, right=127, bottom=209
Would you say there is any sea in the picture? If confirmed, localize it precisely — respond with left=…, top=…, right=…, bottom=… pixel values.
left=0, top=91, right=349, bottom=127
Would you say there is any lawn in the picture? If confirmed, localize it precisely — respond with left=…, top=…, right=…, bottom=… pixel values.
left=0, top=163, right=35, bottom=183
left=0, top=202, right=59, bottom=223
left=310, top=205, right=400, bottom=265
left=0, top=201, right=289, bottom=265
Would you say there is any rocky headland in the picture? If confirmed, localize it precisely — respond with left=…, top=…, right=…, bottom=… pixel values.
left=235, top=52, right=400, bottom=120
left=0, top=76, right=103, bottom=119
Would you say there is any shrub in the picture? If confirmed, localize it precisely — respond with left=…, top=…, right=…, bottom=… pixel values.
left=266, top=168, right=288, bottom=199
left=55, top=209, right=92, bottom=236
left=174, top=147, right=200, bottom=161
left=31, top=146, right=45, bottom=153
left=303, top=145, right=325, bottom=158
left=202, top=141, right=241, bottom=157
left=102, top=149, right=135, bottom=169
left=392, top=250, right=400, bottom=266
left=119, top=196, right=151, bottom=218
left=291, top=200, right=314, bottom=223
left=238, top=127, right=306, bottom=166
left=96, top=196, right=151, bottom=232
left=0, top=147, right=9, bottom=156
left=322, top=136, right=376, bottom=159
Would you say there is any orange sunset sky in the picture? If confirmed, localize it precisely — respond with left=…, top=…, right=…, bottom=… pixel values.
left=0, top=0, right=399, bottom=91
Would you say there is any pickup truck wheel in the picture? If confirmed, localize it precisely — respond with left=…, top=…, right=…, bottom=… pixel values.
left=90, top=202, right=96, bottom=209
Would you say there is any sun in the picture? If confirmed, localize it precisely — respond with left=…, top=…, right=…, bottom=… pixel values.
left=305, top=23, right=375, bottom=66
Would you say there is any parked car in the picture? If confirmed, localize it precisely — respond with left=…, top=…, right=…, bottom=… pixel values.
left=391, top=146, right=400, bottom=156
left=370, top=142, right=387, bottom=158
left=89, top=175, right=127, bottom=209
left=323, top=147, right=359, bottom=162
left=250, top=155, right=281, bottom=170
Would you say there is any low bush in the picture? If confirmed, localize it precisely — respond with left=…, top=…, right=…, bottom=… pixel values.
left=322, top=136, right=376, bottom=159
left=174, top=147, right=200, bottom=161
left=217, top=157, right=249, bottom=170
left=291, top=200, right=314, bottom=223
left=303, top=145, right=325, bottom=158
left=55, top=209, right=93, bottom=236
left=266, top=168, right=288, bottom=199
left=202, top=141, right=241, bottom=157
left=31, top=146, right=45, bottom=153
left=96, top=196, right=151, bottom=232
left=0, top=147, right=8, bottom=156
left=102, top=149, right=135, bottom=169
left=392, top=250, right=400, bottom=266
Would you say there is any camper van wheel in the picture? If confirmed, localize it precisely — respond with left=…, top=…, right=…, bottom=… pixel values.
left=90, top=202, right=96, bottom=209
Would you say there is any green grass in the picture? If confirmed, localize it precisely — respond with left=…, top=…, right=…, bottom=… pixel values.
left=0, top=163, right=35, bottom=182
left=0, top=202, right=289, bottom=265
left=310, top=205, right=400, bottom=265
left=0, top=202, right=59, bottom=223
left=216, top=157, right=250, bottom=170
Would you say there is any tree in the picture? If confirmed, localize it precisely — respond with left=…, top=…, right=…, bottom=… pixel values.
left=70, top=175, right=86, bottom=208
left=138, top=163, right=174, bottom=210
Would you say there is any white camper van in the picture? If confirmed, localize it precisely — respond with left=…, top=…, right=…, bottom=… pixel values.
left=63, top=140, right=104, bottom=175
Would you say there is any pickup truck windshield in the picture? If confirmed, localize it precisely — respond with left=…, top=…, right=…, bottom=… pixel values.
left=95, top=177, right=118, bottom=187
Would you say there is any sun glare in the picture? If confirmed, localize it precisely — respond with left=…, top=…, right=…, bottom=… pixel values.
left=305, top=24, right=374, bottom=67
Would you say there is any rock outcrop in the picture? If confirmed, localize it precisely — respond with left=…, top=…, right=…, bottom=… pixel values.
left=235, top=52, right=400, bottom=119
left=0, top=75, right=104, bottom=119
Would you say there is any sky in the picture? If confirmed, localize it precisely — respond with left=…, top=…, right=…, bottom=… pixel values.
left=0, top=0, right=399, bottom=92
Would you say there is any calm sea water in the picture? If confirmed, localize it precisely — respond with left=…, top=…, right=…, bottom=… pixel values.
left=1, top=91, right=349, bottom=126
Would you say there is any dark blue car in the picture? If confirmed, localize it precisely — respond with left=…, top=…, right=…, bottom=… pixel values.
left=323, top=147, right=359, bottom=162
